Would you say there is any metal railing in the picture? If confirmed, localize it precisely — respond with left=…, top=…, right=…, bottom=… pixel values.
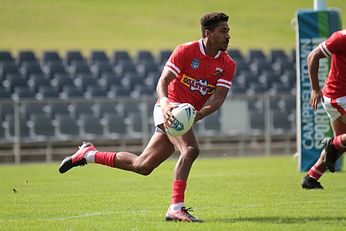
left=0, top=94, right=297, bottom=164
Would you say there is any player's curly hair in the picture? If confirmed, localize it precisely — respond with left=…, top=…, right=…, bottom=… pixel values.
left=200, top=12, right=229, bottom=38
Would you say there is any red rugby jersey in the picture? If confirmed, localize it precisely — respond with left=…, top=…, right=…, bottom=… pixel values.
left=319, top=30, right=346, bottom=98
left=163, top=39, right=236, bottom=111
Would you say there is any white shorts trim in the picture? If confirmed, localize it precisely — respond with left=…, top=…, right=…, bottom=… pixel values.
left=322, top=95, right=346, bottom=121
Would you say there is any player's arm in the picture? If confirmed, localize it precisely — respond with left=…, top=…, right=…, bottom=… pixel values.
left=307, top=45, right=326, bottom=111
left=195, top=86, right=228, bottom=122
left=156, top=68, right=177, bottom=128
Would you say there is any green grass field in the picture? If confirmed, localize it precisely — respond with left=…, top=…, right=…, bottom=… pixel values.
left=1, top=0, right=345, bottom=55
left=0, top=156, right=345, bottom=230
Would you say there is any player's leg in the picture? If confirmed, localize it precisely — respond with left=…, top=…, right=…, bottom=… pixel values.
left=302, top=97, right=346, bottom=188
left=165, top=129, right=203, bottom=222
left=114, top=131, right=175, bottom=175
left=324, top=114, right=346, bottom=172
left=59, top=131, right=175, bottom=175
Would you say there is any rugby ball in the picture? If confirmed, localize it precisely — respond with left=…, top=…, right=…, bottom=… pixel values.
left=166, top=103, right=196, bottom=137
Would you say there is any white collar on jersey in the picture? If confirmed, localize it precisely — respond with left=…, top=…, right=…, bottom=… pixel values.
left=198, top=39, right=221, bottom=58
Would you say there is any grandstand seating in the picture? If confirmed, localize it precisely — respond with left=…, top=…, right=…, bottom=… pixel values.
left=0, top=48, right=297, bottom=142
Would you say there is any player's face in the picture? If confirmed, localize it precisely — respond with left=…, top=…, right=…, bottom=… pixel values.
left=211, top=21, right=230, bottom=51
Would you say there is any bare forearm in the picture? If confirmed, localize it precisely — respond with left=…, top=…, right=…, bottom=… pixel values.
left=307, top=48, right=324, bottom=91
left=196, top=97, right=224, bottom=122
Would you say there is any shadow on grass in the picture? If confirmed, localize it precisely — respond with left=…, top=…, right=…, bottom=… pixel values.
left=214, top=216, right=346, bottom=224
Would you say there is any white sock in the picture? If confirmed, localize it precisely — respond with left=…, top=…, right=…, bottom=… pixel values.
left=84, top=151, right=96, bottom=163
left=169, top=202, right=185, bottom=211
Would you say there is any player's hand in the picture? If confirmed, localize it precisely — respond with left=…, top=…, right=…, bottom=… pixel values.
left=163, top=105, right=176, bottom=128
left=161, top=103, right=176, bottom=129
left=310, top=89, right=322, bottom=111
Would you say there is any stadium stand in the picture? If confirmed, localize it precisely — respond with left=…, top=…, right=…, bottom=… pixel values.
left=0, top=48, right=297, bottom=145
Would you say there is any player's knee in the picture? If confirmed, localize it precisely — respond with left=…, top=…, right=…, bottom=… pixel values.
left=182, top=146, right=200, bottom=161
left=133, top=162, right=154, bottom=176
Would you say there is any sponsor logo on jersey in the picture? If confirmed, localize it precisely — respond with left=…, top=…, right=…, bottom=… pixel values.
left=214, top=67, right=223, bottom=77
left=181, top=75, right=215, bottom=96
left=191, top=58, right=200, bottom=69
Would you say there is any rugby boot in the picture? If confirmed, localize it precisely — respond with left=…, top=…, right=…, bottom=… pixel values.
left=301, top=175, right=324, bottom=189
left=165, top=207, right=204, bottom=223
left=322, top=137, right=338, bottom=173
left=59, top=142, right=96, bottom=173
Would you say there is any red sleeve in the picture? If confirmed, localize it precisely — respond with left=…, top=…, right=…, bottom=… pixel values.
left=164, top=44, right=186, bottom=76
left=216, top=58, right=236, bottom=89
left=322, top=31, right=344, bottom=56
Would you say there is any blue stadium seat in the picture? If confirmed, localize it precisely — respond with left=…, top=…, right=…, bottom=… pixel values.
left=121, top=73, right=144, bottom=90
left=137, top=62, right=159, bottom=78
left=54, top=114, right=80, bottom=139
left=269, top=48, right=288, bottom=63
left=3, top=114, right=31, bottom=140
left=13, top=87, right=36, bottom=99
left=92, top=63, right=114, bottom=77
left=249, top=109, right=265, bottom=133
left=89, top=50, right=109, bottom=64
left=70, top=102, right=95, bottom=119
left=249, top=59, right=273, bottom=75
left=20, top=101, right=46, bottom=120
left=61, top=85, right=84, bottom=99
left=112, top=50, right=132, bottom=65
left=79, top=113, right=104, bottom=139
left=66, top=50, right=85, bottom=66
left=42, top=50, right=63, bottom=65
left=271, top=109, right=294, bottom=134
left=85, top=85, right=107, bottom=98
left=131, top=85, right=155, bottom=98
left=126, top=113, right=143, bottom=137
left=0, top=63, right=21, bottom=80
left=233, top=59, right=250, bottom=76
left=115, top=61, right=138, bottom=76
left=272, top=59, right=295, bottom=75
left=121, top=101, right=142, bottom=117
left=0, top=101, right=14, bottom=121
left=248, top=49, right=266, bottom=63
left=45, top=102, right=71, bottom=119
left=28, top=74, right=51, bottom=92
left=28, top=114, right=55, bottom=139
left=158, top=50, right=172, bottom=65
left=98, top=73, right=121, bottom=91
left=21, top=62, right=44, bottom=79
left=137, top=50, right=155, bottom=64
left=0, top=87, right=11, bottom=99
left=102, top=112, right=127, bottom=137
left=3, top=74, right=27, bottom=93
left=51, top=74, right=75, bottom=91
left=94, top=101, right=118, bottom=117
left=108, top=85, right=131, bottom=97
left=0, top=51, right=15, bottom=65
left=47, top=63, right=68, bottom=79
left=17, top=50, right=37, bottom=66
left=74, top=74, right=98, bottom=91
left=227, top=48, right=244, bottom=61
left=36, top=86, right=60, bottom=99
left=70, top=63, right=92, bottom=76
left=204, top=111, right=221, bottom=135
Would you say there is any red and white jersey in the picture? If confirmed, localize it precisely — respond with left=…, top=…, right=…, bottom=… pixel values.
left=162, top=39, right=236, bottom=111
left=319, top=30, right=346, bottom=98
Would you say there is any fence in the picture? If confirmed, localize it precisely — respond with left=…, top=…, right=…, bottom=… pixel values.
left=0, top=93, right=296, bottom=164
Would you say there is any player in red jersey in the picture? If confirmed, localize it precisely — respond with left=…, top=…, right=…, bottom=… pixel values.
left=59, top=12, right=236, bottom=222
left=301, top=30, right=346, bottom=189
